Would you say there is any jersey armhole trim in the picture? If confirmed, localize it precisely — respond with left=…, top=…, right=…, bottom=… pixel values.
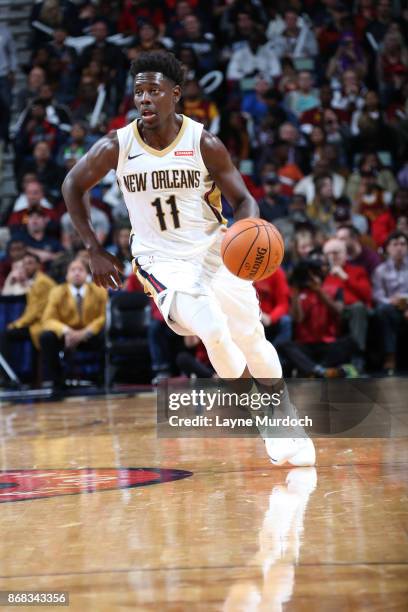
left=115, top=125, right=133, bottom=179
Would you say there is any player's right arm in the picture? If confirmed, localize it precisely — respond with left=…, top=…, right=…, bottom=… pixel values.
left=61, top=131, right=123, bottom=289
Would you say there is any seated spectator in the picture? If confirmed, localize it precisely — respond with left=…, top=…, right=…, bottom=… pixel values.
left=79, top=20, right=124, bottom=75
left=316, top=1, right=351, bottom=57
left=166, top=0, right=194, bottom=44
left=241, top=78, right=270, bottom=125
left=176, top=335, right=214, bottom=379
left=366, top=0, right=393, bottom=48
left=323, top=238, right=372, bottom=371
left=57, top=121, right=92, bottom=168
left=350, top=90, right=394, bottom=156
left=15, top=66, right=46, bottom=114
left=331, top=68, right=366, bottom=114
left=17, top=141, right=65, bottom=199
left=279, top=259, right=356, bottom=377
left=0, top=240, right=27, bottom=291
left=284, top=70, right=320, bottom=118
left=108, top=226, right=132, bottom=278
left=377, top=28, right=408, bottom=101
left=70, top=75, right=111, bottom=126
left=308, top=174, right=338, bottom=236
left=8, top=180, right=56, bottom=228
left=117, top=0, right=165, bottom=36
left=49, top=230, right=86, bottom=284
left=273, top=140, right=304, bottom=199
left=258, top=173, right=288, bottom=223
left=356, top=182, right=387, bottom=225
left=1, top=260, right=30, bottom=296
left=277, top=122, right=309, bottom=174
left=180, top=79, right=220, bottom=134
left=255, top=267, right=291, bottom=347
left=182, top=14, right=218, bottom=72
left=13, top=99, right=59, bottom=165
left=61, top=203, right=109, bottom=248
left=326, top=33, right=367, bottom=86
left=292, top=227, right=319, bottom=264
left=227, top=30, right=281, bottom=82
left=39, top=258, right=107, bottom=393
left=294, top=158, right=346, bottom=204
left=372, top=188, right=408, bottom=248
left=13, top=206, right=63, bottom=267
left=336, top=225, right=381, bottom=276
left=129, top=22, right=166, bottom=55
left=299, top=83, right=349, bottom=132
left=346, top=152, right=398, bottom=206
left=274, top=194, right=312, bottom=254
left=273, top=9, right=318, bottom=64
left=266, top=5, right=304, bottom=41
left=308, top=125, right=327, bottom=168
left=321, top=109, right=348, bottom=164
left=372, top=231, right=408, bottom=373
left=34, top=82, right=72, bottom=134
left=218, top=111, right=249, bottom=164
left=0, top=253, right=55, bottom=382
left=225, top=9, right=262, bottom=51
left=176, top=45, right=202, bottom=81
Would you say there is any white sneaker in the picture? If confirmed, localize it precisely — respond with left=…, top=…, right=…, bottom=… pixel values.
left=264, top=437, right=316, bottom=466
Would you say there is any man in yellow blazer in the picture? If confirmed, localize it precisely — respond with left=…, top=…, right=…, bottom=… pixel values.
left=39, top=258, right=107, bottom=390
left=0, top=253, right=55, bottom=383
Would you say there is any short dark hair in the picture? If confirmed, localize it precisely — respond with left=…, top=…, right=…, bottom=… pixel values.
left=130, top=51, right=184, bottom=86
left=385, top=230, right=408, bottom=249
left=337, top=224, right=360, bottom=238
left=24, top=252, right=41, bottom=264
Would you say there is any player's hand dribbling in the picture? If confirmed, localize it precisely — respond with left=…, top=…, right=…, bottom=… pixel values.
left=87, top=246, right=124, bottom=290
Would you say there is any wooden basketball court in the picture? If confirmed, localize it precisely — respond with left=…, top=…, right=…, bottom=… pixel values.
left=0, top=381, right=407, bottom=611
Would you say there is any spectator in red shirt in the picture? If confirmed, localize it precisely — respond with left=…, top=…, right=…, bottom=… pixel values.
left=279, top=259, right=356, bottom=377
left=323, top=237, right=372, bottom=371
left=254, top=267, right=291, bottom=348
left=372, top=188, right=408, bottom=248
left=117, top=0, right=165, bottom=36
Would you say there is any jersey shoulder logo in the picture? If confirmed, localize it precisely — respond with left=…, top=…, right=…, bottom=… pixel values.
left=128, top=153, right=144, bottom=160
left=174, top=150, right=194, bottom=156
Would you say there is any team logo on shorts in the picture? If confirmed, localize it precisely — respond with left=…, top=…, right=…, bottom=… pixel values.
left=0, top=468, right=193, bottom=503
left=174, top=150, right=194, bottom=156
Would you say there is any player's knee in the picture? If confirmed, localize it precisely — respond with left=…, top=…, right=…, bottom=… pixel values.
left=201, top=319, right=228, bottom=349
left=237, top=323, right=266, bottom=352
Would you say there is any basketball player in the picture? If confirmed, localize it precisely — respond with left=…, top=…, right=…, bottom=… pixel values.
left=62, top=51, right=315, bottom=467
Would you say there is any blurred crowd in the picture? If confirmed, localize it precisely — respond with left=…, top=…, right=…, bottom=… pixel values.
left=1, top=0, right=408, bottom=388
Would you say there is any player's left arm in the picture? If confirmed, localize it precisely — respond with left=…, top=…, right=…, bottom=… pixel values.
left=200, top=131, right=259, bottom=221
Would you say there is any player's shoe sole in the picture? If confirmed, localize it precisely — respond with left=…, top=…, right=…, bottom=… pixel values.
left=265, top=437, right=316, bottom=466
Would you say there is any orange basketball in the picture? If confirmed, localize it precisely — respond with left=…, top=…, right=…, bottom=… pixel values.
left=221, top=218, right=284, bottom=281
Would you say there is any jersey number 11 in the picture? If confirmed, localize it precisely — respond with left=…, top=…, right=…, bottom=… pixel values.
left=151, top=195, right=180, bottom=231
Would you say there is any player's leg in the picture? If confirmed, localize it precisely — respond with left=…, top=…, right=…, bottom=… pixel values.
left=170, top=291, right=247, bottom=379
left=211, top=265, right=282, bottom=380
left=211, top=265, right=315, bottom=466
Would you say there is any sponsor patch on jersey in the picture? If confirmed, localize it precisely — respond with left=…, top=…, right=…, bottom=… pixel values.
left=174, top=150, right=194, bottom=156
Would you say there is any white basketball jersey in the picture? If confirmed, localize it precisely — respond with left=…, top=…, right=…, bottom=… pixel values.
left=116, top=115, right=225, bottom=260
